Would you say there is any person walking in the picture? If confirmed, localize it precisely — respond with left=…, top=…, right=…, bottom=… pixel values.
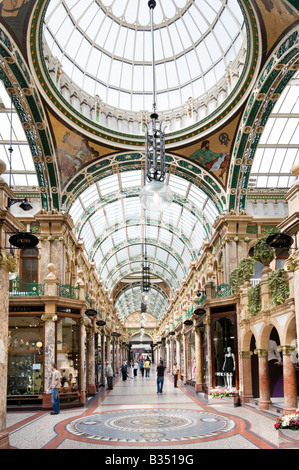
left=129, top=360, right=134, bottom=379
left=144, top=358, right=150, bottom=377
left=48, top=363, right=61, bottom=415
left=140, top=360, right=144, bottom=377
left=121, top=361, right=127, bottom=381
left=134, top=360, right=138, bottom=377
left=105, top=361, right=113, bottom=390
left=156, top=360, right=166, bottom=394
left=173, top=362, right=178, bottom=388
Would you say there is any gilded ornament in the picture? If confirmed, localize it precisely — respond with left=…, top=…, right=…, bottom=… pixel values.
left=284, top=250, right=299, bottom=272
left=0, top=249, right=17, bottom=273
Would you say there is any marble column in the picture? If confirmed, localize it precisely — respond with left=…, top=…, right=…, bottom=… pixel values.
left=176, top=336, right=181, bottom=373
left=79, top=318, right=87, bottom=404
left=0, top=250, right=17, bottom=449
left=87, top=328, right=96, bottom=395
left=280, top=346, right=298, bottom=414
left=183, top=333, right=188, bottom=384
left=41, top=313, right=57, bottom=408
left=194, top=327, right=203, bottom=393
left=239, top=351, right=253, bottom=403
left=257, top=349, right=271, bottom=410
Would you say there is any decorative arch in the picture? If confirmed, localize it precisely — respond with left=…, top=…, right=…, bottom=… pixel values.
left=0, top=24, right=59, bottom=210
left=228, top=26, right=299, bottom=212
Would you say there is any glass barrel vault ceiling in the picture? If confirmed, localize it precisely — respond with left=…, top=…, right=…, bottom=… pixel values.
left=43, top=0, right=246, bottom=113
left=69, top=170, right=219, bottom=320
left=248, top=71, right=299, bottom=190
left=0, top=81, right=39, bottom=187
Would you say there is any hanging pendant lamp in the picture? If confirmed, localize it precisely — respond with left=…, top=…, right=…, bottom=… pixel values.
left=139, top=0, right=173, bottom=213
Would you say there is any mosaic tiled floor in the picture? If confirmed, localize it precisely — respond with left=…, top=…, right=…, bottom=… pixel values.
left=66, top=408, right=235, bottom=443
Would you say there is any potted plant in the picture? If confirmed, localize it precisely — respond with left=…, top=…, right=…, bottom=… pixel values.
left=253, top=237, right=275, bottom=266
left=267, top=268, right=289, bottom=306
left=274, top=411, right=299, bottom=446
left=209, top=388, right=240, bottom=406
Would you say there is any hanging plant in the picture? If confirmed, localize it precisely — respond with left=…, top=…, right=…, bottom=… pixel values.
left=229, top=258, right=255, bottom=292
left=238, top=257, right=255, bottom=282
left=267, top=268, right=289, bottom=306
left=253, top=237, right=275, bottom=266
left=248, top=283, right=261, bottom=317
left=229, top=268, right=241, bottom=292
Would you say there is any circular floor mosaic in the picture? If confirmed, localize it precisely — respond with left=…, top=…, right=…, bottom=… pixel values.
left=66, top=409, right=235, bottom=443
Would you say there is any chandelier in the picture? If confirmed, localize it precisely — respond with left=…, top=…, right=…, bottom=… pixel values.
left=139, top=0, right=173, bottom=213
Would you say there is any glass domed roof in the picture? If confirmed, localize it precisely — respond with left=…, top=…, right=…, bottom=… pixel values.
left=43, top=0, right=246, bottom=114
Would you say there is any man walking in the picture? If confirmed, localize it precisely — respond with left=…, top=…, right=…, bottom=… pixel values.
left=173, top=362, right=178, bottom=388
left=49, top=363, right=61, bottom=415
left=156, top=360, right=166, bottom=394
left=105, top=361, right=113, bottom=390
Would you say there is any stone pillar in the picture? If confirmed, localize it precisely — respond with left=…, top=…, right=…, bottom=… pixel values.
left=41, top=313, right=57, bottom=408
left=176, top=336, right=181, bottom=372
left=87, top=327, right=96, bottom=395
left=194, top=327, right=203, bottom=392
left=79, top=317, right=87, bottom=404
left=280, top=346, right=298, bottom=414
left=285, top=250, right=299, bottom=372
left=107, top=337, right=111, bottom=363
left=239, top=351, right=253, bottom=403
left=183, top=333, right=188, bottom=384
left=0, top=250, right=17, bottom=449
left=170, top=338, right=174, bottom=374
left=256, top=349, right=271, bottom=410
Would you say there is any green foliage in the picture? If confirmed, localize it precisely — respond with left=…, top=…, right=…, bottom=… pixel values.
left=248, top=283, right=261, bottom=317
left=267, top=268, right=289, bottom=306
left=253, top=237, right=275, bottom=264
left=229, top=258, right=255, bottom=292
left=229, top=268, right=240, bottom=292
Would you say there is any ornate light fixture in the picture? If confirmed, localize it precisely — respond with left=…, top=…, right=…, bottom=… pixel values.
left=139, top=0, right=173, bottom=213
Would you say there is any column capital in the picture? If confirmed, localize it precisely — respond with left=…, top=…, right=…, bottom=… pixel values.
left=41, top=313, right=58, bottom=322
left=239, top=350, right=253, bottom=358
left=254, top=348, right=269, bottom=357
left=277, top=345, right=296, bottom=356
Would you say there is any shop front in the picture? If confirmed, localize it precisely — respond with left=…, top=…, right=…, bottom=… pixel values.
left=210, top=305, right=238, bottom=391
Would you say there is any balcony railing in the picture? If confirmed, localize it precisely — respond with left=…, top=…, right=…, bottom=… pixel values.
left=9, top=277, right=44, bottom=297
left=56, top=283, right=79, bottom=299
left=213, top=284, right=232, bottom=299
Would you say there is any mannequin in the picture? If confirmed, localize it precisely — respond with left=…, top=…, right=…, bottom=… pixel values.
left=222, top=347, right=235, bottom=390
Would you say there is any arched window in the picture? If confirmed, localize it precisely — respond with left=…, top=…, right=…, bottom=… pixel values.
left=20, top=247, right=39, bottom=283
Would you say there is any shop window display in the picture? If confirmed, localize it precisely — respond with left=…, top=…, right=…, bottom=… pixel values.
left=213, top=316, right=236, bottom=389
left=57, top=317, right=79, bottom=395
left=7, top=316, right=43, bottom=398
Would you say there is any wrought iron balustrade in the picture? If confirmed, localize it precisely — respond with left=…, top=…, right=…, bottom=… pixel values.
left=9, top=277, right=44, bottom=297
left=56, top=283, right=79, bottom=299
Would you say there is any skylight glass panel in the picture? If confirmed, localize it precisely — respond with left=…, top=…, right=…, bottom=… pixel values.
left=127, top=225, right=141, bottom=239
left=100, top=236, right=114, bottom=255
left=113, top=228, right=127, bottom=245
left=98, top=174, right=119, bottom=195
left=117, top=248, right=129, bottom=262
left=121, top=170, right=141, bottom=188
left=156, top=248, right=168, bottom=263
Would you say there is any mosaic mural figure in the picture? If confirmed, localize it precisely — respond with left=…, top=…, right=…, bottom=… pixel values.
left=58, top=133, right=99, bottom=180
left=189, top=139, right=230, bottom=183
